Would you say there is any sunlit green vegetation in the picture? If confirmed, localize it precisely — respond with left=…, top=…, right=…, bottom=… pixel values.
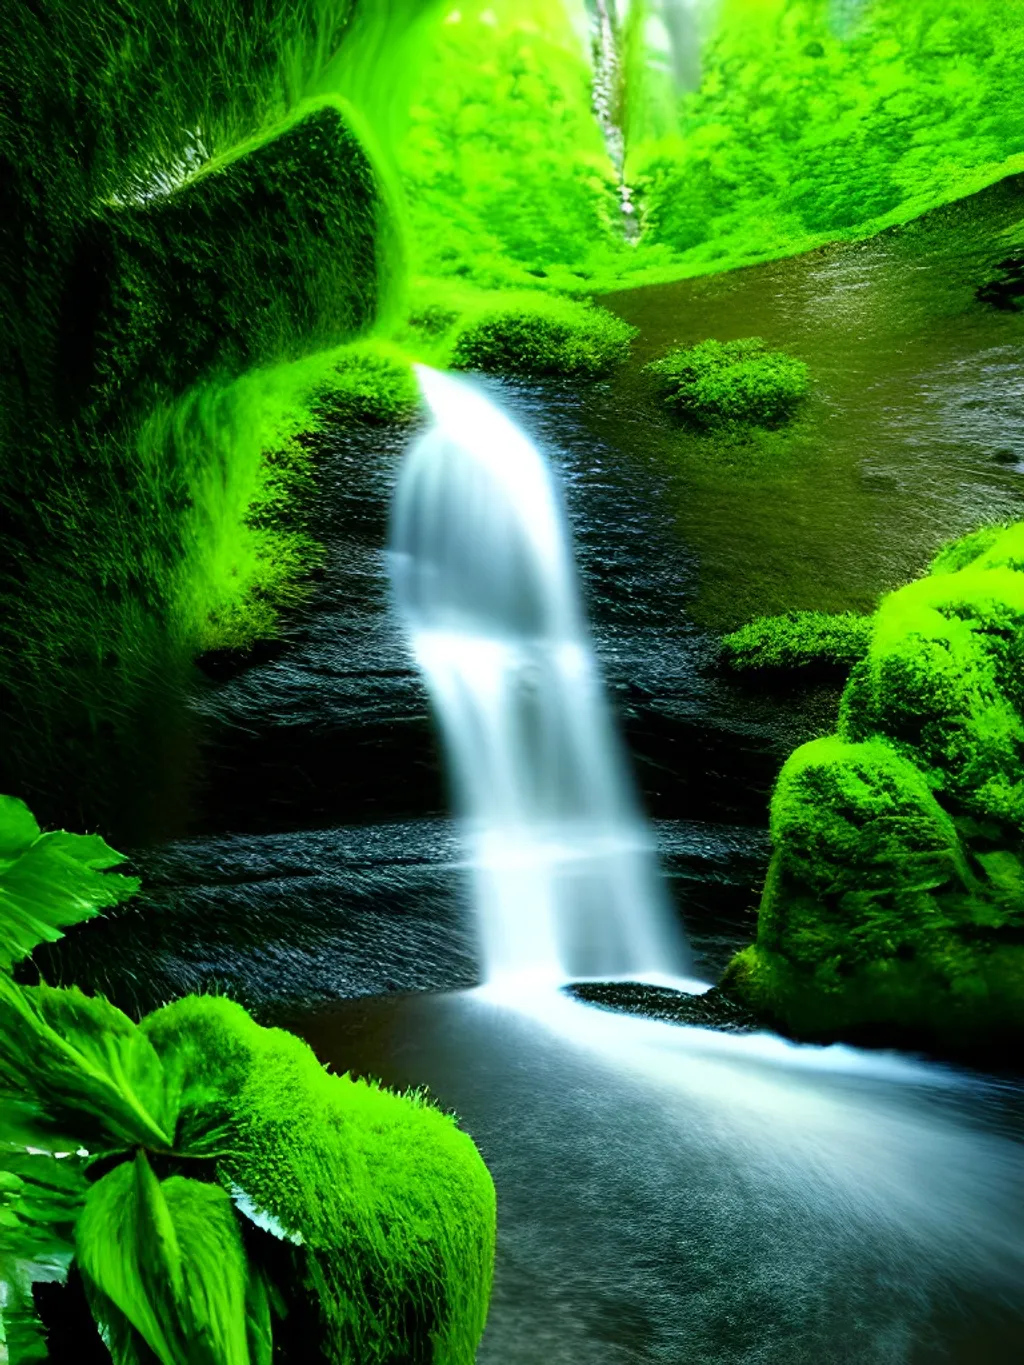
left=0, top=795, right=496, bottom=1361
left=725, top=522, right=1024, bottom=1050
left=451, top=295, right=636, bottom=377
left=646, top=338, right=809, bottom=428
left=721, top=611, right=872, bottom=675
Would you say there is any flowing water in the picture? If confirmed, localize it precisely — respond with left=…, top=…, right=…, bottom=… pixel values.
left=50, top=178, right=1024, bottom=1360
left=389, top=366, right=688, bottom=987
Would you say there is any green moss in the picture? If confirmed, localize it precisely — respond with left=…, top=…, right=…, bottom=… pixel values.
left=77, top=98, right=381, bottom=424
left=143, top=995, right=495, bottom=1365
left=724, top=523, right=1024, bottom=1049
left=449, top=295, right=636, bottom=378
left=313, top=340, right=420, bottom=425
left=646, top=338, right=810, bottom=429
left=721, top=611, right=872, bottom=675
left=0, top=73, right=391, bottom=834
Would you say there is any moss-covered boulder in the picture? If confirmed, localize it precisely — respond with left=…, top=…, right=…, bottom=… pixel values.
left=721, top=610, right=872, bottom=677
left=449, top=295, right=636, bottom=378
left=723, top=522, right=1024, bottom=1052
left=647, top=337, right=809, bottom=429
left=63, top=97, right=380, bottom=425
left=142, top=995, right=495, bottom=1364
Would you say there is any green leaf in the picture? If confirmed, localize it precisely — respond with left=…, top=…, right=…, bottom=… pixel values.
left=0, top=1151, right=89, bottom=1364
left=0, top=795, right=139, bottom=972
left=0, top=795, right=41, bottom=861
left=0, top=978, right=174, bottom=1152
left=77, top=1154, right=263, bottom=1365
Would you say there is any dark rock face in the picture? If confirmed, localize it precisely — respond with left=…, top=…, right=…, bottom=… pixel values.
left=726, top=522, right=1024, bottom=1056
left=976, top=255, right=1024, bottom=312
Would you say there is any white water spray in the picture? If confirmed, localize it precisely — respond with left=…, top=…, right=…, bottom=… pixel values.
left=389, top=367, right=689, bottom=989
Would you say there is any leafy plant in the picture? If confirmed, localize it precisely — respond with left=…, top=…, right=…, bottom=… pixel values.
left=0, top=795, right=496, bottom=1363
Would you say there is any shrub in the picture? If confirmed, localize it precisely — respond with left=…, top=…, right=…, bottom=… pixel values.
left=0, top=795, right=496, bottom=1362
left=721, top=611, right=873, bottom=676
left=449, top=295, right=636, bottom=378
left=647, top=337, right=809, bottom=428
left=722, top=522, right=1024, bottom=1052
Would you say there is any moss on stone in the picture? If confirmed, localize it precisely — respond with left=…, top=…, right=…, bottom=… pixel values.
left=448, top=294, right=636, bottom=378
left=0, top=89, right=387, bottom=836
left=724, top=523, right=1024, bottom=1051
left=142, top=995, right=495, bottom=1365
left=73, top=98, right=380, bottom=425
left=646, top=337, right=810, bottom=429
left=721, top=611, right=872, bottom=676
left=313, top=340, right=419, bottom=425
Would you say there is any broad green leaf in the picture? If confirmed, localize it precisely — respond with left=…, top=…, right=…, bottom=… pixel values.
left=78, top=1154, right=262, bottom=1365
left=0, top=796, right=41, bottom=861
left=0, top=795, right=139, bottom=972
left=0, top=978, right=174, bottom=1152
left=0, top=1151, right=88, bottom=1364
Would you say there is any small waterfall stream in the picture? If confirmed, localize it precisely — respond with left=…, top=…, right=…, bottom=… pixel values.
left=389, top=367, right=690, bottom=988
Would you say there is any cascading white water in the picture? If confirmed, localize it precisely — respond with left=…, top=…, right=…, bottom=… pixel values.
left=389, top=367, right=690, bottom=989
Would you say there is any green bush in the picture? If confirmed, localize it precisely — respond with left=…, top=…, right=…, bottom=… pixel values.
left=0, top=794, right=496, bottom=1362
left=449, top=295, right=636, bottom=378
left=647, top=338, right=810, bottom=429
left=721, top=611, right=873, bottom=675
left=723, top=522, right=1024, bottom=1050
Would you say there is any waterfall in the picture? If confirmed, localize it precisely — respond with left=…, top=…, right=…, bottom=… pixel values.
left=588, top=0, right=639, bottom=239
left=389, top=367, right=690, bottom=990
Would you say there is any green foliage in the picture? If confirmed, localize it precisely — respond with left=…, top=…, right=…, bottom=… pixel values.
left=78, top=1153, right=264, bottom=1365
left=313, top=340, right=420, bottom=425
left=0, top=1154, right=87, bottom=1364
left=628, top=0, right=1024, bottom=283
left=724, top=522, right=1024, bottom=1047
left=647, top=338, right=810, bottom=428
left=0, top=796, right=495, bottom=1362
left=450, top=295, right=636, bottom=378
left=143, top=995, right=496, bottom=1364
left=721, top=611, right=873, bottom=675
left=0, top=795, right=138, bottom=972
left=398, top=0, right=622, bottom=291
left=0, top=978, right=174, bottom=1153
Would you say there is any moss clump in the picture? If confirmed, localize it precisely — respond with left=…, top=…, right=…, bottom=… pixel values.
left=724, top=522, right=1024, bottom=1051
left=143, top=995, right=496, bottom=1364
left=721, top=611, right=873, bottom=676
left=647, top=338, right=810, bottom=429
left=314, top=341, right=419, bottom=425
left=449, top=295, right=636, bottom=378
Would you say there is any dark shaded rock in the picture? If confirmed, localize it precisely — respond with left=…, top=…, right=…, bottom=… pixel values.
left=565, top=981, right=760, bottom=1033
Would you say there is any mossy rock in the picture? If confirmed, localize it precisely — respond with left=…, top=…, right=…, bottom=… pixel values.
left=721, top=610, right=872, bottom=677
left=62, top=97, right=380, bottom=424
left=646, top=337, right=809, bottom=429
left=142, top=995, right=495, bottom=1364
left=449, top=295, right=636, bottom=379
left=314, top=342, right=419, bottom=425
left=724, top=522, right=1024, bottom=1053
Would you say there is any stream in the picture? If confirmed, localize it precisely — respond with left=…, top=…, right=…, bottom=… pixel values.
left=52, top=178, right=1024, bottom=1361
